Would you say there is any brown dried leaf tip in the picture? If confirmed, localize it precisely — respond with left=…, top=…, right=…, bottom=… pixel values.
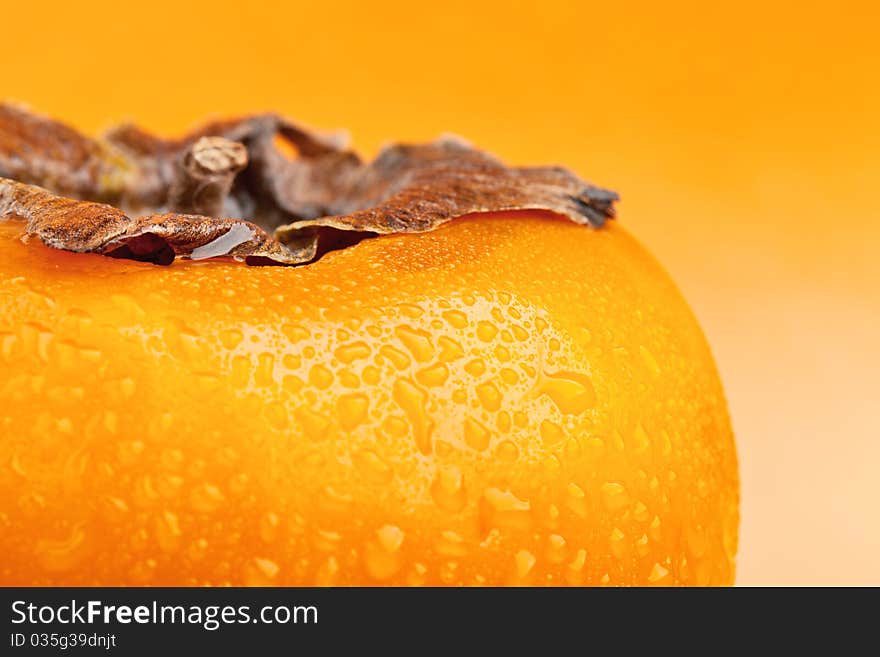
left=0, top=103, right=618, bottom=266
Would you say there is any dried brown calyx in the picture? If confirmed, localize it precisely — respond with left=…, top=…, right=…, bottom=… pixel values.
left=0, top=103, right=618, bottom=266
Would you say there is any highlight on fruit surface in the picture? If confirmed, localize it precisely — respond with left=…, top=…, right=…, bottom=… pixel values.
left=0, top=105, right=738, bottom=586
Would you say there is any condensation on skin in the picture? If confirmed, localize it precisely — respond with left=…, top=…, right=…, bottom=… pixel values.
left=0, top=218, right=737, bottom=586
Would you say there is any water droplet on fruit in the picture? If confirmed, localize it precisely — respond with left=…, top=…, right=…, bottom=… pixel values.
left=313, top=529, right=342, bottom=552
left=308, top=364, right=334, bottom=389
left=415, top=362, right=449, bottom=387
left=475, top=382, right=502, bottom=411
left=35, top=524, right=89, bottom=573
left=337, top=393, right=369, bottom=431
left=539, top=419, right=565, bottom=446
left=364, top=525, right=404, bottom=580
left=252, top=352, right=275, bottom=387
left=314, top=557, right=339, bottom=586
left=321, top=485, right=353, bottom=512
left=565, top=483, right=588, bottom=518
left=119, top=377, right=136, bottom=398
left=219, top=328, right=243, bottom=349
left=190, top=483, right=225, bottom=513
left=376, top=524, right=405, bottom=552
left=515, top=549, right=536, bottom=579
left=295, top=407, right=332, bottom=441
left=565, top=549, right=587, bottom=585
left=243, top=557, right=280, bottom=585
left=511, top=325, right=529, bottom=342
left=532, top=371, right=595, bottom=414
left=259, top=512, right=281, bottom=543
left=476, top=321, right=498, bottom=342
left=431, top=465, right=466, bottom=512
left=609, top=527, right=627, bottom=559
left=437, top=336, right=464, bottom=362
left=395, top=326, right=434, bottom=362
left=335, top=341, right=371, bottom=364
left=631, top=423, right=651, bottom=454
left=442, top=310, right=469, bottom=329
left=379, top=345, right=411, bottom=370
left=463, top=416, right=491, bottom=451
left=281, top=323, right=310, bottom=343
left=499, top=368, right=519, bottom=385
left=480, top=487, right=532, bottom=535
left=407, top=563, right=428, bottom=586
left=464, top=358, right=486, bottom=376
left=155, top=510, right=183, bottom=552
left=353, top=449, right=393, bottom=483
left=600, top=482, right=629, bottom=512
left=648, top=562, right=670, bottom=583
left=546, top=534, right=567, bottom=564
left=392, top=378, right=433, bottom=454
left=495, top=440, right=519, bottom=462
left=362, top=365, right=381, bottom=385
left=436, top=530, right=468, bottom=557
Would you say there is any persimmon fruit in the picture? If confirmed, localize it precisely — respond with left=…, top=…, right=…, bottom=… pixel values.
left=0, top=211, right=738, bottom=585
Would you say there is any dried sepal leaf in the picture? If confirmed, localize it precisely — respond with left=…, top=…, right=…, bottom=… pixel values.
left=0, top=178, right=307, bottom=265
left=0, top=104, right=352, bottom=217
left=274, top=138, right=617, bottom=248
left=168, top=137, right=249, bottom=217
left=0, top=105, right=618, bottom=266
left=104, top=113, right=353, bottom=218
left=0, top=103, right=130, bottom=201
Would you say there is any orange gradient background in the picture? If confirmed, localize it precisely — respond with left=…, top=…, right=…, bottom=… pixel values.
left=2, top=0, right=877, bottom=585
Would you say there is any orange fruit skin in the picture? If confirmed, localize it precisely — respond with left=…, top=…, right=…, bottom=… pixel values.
left=0, top=212, right=738, bottom=586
